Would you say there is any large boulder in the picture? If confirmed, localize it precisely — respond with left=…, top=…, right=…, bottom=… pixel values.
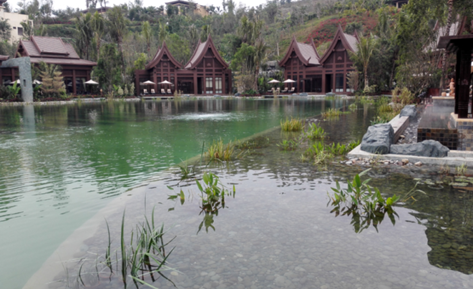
left=400, top=105, right=417, bottom=120
left=390, top=140, right=449, bottom=157
left=360, top=123, right=394, bottom=154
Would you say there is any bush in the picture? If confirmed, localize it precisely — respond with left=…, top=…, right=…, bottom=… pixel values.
left=392, top=87, right=414, bottom=104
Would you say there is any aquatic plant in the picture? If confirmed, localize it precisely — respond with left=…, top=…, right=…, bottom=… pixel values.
left=356, top=95, right=374, bottom=105
left=196, top=172, right=235, bottom=233
left=277, top=139, right=299, bottom=151
left=325, top=95, right=341, bottom=101
left=178, top=160, right=195, bottom=180
left=456, top=163, right=467, bottom=176
left=348, top=103, right=357, bottom=111
left=305, top=123, right=326, bottom=140
left=76, top=209, right=175, bottom=289
left=321, top=108, right=341, bottom=118
left=280, top=117, right=303, bottom=131
left=325, top=140, right=360, bottom=155
left=327, top=169, right=400, bottom=233
left=206, top=139, right=235, bottom=161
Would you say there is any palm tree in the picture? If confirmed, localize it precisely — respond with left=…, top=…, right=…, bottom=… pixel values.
left=158, top=21, right=168, bottom=46
left=91, top=11, right=105, bottom=62
left=253, top=38, right=268, bottom=89
left=351, top=34, right=377, bottom=91
left=107, top=6, right=127, bottom=66
left=75, top=13, right=94, bottom=60
left=188, top=24, right=199, bottom=52
left=141, top=21, right=152, bottom=58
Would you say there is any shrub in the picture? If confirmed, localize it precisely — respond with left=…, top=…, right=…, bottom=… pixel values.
left=392, top=87, right=414, bottom=104
left=206, top=139, right=234, bottom=161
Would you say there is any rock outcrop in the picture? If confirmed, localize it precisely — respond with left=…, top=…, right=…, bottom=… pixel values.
left=360, top=123, right=394, bottom=154
left=390, top=140, right=449, bottom=157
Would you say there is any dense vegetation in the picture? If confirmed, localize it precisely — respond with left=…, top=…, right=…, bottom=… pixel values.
left=0, top=0, right=472, bottom=96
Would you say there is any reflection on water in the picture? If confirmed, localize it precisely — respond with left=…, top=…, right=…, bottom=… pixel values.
left=0, top=98, right=347, bottom=289
left=23, top=106, right=473, bottom=289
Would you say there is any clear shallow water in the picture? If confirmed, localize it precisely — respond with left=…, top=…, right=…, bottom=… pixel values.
left=24, top=104, right=473, bottom=289
left=0, top=98, right=346, bottom=289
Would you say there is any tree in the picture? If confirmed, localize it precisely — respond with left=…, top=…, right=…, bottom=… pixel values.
left=0, top=18, right=11, bottom=41
left=350, top=34, right=377, bottom=91
left=107, top=6, right=127, bottom=66
left=440, top=0, right=454, bottom=90
left=167, top=33, right=191, bottom=64
left=75, top=13, right=94, bottom=60
left=91, top=11, right=106, bottom=62
left=38, top=62, right=66, bottom=98
left=93, top=44, right=122, bottom=93
left=141, top=21, right=152, bottom=58
left=187, top=24, right=199, bottom=52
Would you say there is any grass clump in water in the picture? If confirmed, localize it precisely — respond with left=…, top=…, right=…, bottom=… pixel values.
left=280, top=117, right=303, bottom=131
left=305, top=123, right=326, bottom=140
left=327, top=169, right=400, bottom=233
left=206, top=139, right=235, bottom=161
left=321, top=108, right=341, bottom=118
left=277, top=139, right=299, bottom=151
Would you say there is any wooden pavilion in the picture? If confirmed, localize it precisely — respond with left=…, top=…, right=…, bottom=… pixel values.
left=15, top=36, right=97, bottom=95
left=135, top=35, right=232, bottom=95
left=278, top=25, right=358, bottom=94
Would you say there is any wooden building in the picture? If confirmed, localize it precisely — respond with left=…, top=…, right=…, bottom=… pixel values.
left=135, top=35, right=232, bottom=95
left=0, top=55, right=17, bottom=85
left=279, top=25, right=358, bottom=94
left=15, top=36, right=97, bottom=94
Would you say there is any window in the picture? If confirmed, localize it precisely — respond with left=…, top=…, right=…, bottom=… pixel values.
left=205, top=77, right=213, bottom=94
left=215, top=78, right=222, bottom=93
left=18, top=27, right=23, bottom=36
left=335, top=73, right=344, bottom=92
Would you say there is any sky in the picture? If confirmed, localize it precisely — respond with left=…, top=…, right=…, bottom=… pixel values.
left=9, top=0, right=272, bottom=11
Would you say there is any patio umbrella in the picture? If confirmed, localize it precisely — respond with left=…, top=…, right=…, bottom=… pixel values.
left=159, top=80, right=172, bottom=85
left=283, top=79, right=296, bottom=91
left=268, top=79, right=280, bottom=84
left=143, top=80, right=155, bottom=85
left=85, top=80, right=98, bottom=85
left=33, top=80, right=42, bottom=85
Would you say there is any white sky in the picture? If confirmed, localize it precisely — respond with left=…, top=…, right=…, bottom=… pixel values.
left=10, top=0, right=272, bottom=11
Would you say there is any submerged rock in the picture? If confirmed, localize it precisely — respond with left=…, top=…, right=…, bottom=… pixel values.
left=360, top=123, right=394, bottom=154
left=390, top=140, right=449, bottom=157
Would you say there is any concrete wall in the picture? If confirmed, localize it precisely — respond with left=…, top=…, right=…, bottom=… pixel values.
left=0, top=57, right=33, bottom=102
left=451, top=113, right=473, bottom=151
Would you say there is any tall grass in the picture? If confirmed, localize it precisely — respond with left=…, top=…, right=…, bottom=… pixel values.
left=206, top=138, right=235, bottom=161
left=280, top=117, right=303, bottom=131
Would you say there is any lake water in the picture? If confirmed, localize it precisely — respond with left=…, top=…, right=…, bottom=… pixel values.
left=2, top=98, right=473, bottom=289
left=0, top=98, right=346, bottom=289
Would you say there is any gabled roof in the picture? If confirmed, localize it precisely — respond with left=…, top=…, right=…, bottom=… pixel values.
left=184, top=35, right=228, bottom=69
left=319, top=25, right=359, bottom=64
left=145, top=41, right=182, bottom=70
left=15, top=36, right=96, bottom=66
left=278, top=36, right=320, bottom=67
left=0, top=55, right=9, bottom=62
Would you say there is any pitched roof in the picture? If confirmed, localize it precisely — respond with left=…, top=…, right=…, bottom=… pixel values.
left=319, top=25, right=359, bottom=64
left=145, top=41, right=182, bottom=70
left=16, top=36, right=96, bottom=66
left=184, top=35, right=228, bottom=69
left=0, top=55, right=9, bottom=61
left=278, top=36, right=321, bottom=67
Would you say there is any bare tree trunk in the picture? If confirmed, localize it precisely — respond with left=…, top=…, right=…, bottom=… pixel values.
left=440, top=0, right=454, bottom=90
left=364, top=66, right=369, bottom=90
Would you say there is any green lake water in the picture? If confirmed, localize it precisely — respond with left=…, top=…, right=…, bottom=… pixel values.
left=0, top=98, right=346, bottom=289
left=2, top=98, right=473, bottom=289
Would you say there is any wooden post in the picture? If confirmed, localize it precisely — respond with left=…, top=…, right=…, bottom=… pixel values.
left=455, top=47, right=471, bottom=118
left=72, top=70, right=76, bottom=95
left=322, top=72, right=326, bottom=93
left=194, top=72, right=198, bottom=94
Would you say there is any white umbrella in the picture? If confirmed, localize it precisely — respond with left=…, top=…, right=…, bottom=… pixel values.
left=283, top=79, right=296, bottom=83
left=159, top=80, right=172, bottom=85
left=33, top=80, right=42, bottom=85
left=268, top=79, right=280, bottom=84
left=85, top=80, right=98, bottom=85
left=13, top=79, right=20, bottom=84
left=143, top=80, right=155, bottom=85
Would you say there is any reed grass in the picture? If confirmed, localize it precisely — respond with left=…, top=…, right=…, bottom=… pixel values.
left=321, top=108, right=341, bottom=118
left=206, top=138, right=235, bottom=161
left=280, top=117, right=303, bottom=131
